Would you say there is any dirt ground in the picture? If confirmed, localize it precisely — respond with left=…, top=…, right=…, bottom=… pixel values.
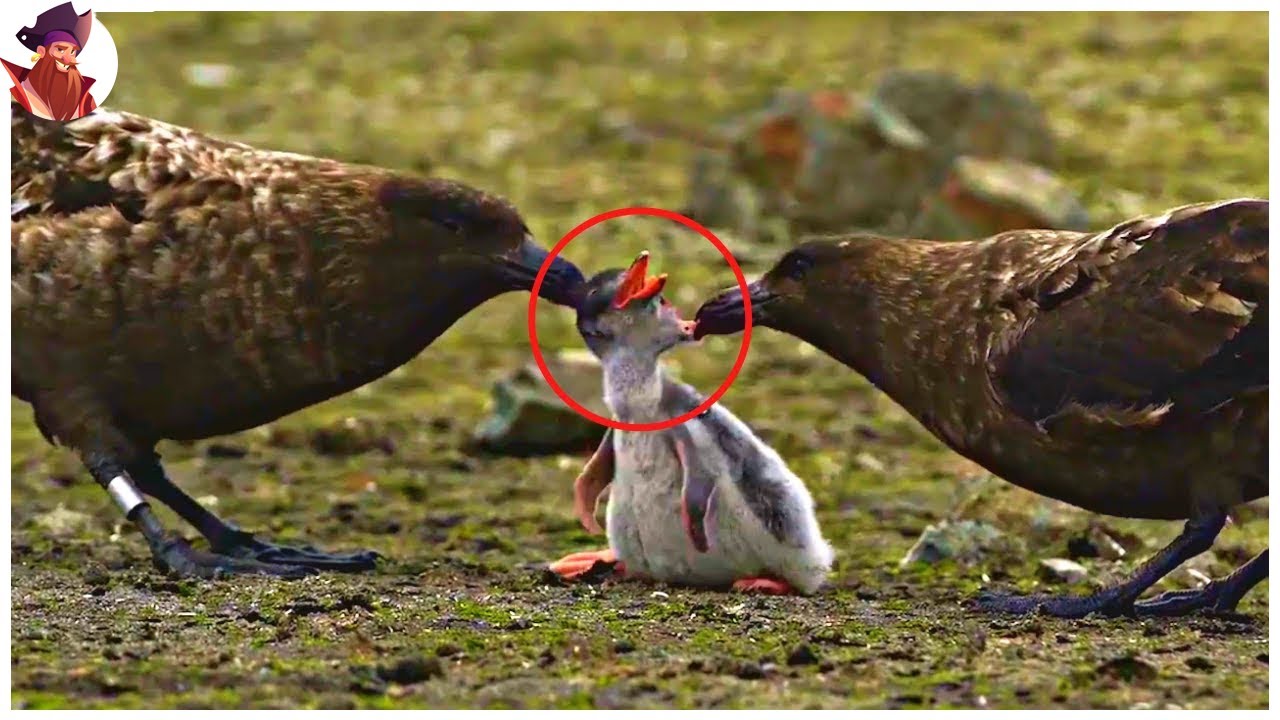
left=10, top=11, right=1269, bottom=709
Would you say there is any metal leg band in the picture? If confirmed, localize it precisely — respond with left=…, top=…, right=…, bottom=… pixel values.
left=106, top=474, right=147, bottom=516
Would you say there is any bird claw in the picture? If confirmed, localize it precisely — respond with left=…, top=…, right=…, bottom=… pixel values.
left=214, top=530, right=380, bottom=572
left=152, top=535, right=316, bottom=580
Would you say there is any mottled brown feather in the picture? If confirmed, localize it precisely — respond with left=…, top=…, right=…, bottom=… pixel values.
left=997, top=199, right=1267, bottom=422
left=12, top=104, right=533, bottom=460
left=746, top=199, right=1267, bottom=520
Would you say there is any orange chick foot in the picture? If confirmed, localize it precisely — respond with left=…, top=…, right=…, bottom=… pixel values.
left=732, top=577, right=795, bottom=595
left=548, top=548, right=625, bottom=581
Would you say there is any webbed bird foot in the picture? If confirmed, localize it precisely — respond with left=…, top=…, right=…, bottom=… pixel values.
left=213, top=529, right=381, bottom=573
left=973, top=589, right=1132, bottom=619
left=548, top=548, right=623, bottom=582
left=732, top=577, right=796, bottom=595
left=151, top=534, right=316, bottom=579
left=126, top=454, right=380, bottom=575
left=975, top=511, right=1231, bottom=620
left=1135, top=548, right=1268, bottom=617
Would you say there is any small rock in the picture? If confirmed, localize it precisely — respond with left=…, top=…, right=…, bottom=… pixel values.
left=1180, top=567, right=1213, bottom=588
left=471, top=352, right=608, bottom=456
left=505, top=617, right=533, bottom=631
left=376, top=657, right=443, bottom=685
left=1067, top=525, right=1127, bottom=560
left=613, top=639, right=636, bottom=654
left=853, top=452, right=885, bottom=473
left=309, top=417, right=395, bottom=456
left=1095, top=655, right=1157, bottom=682
left=1185, top=656, right=1214, bottom=672
left=1066, top=534, right=1099, bottom=559
left=34, top=504, right=93, bottom=538
left=899, top=520, right=1008, bottom=566
left=204, top=443, right=247, bottom=459
left=83, top=566, right=110, bottom=587
left=435, top=643, right=463, bottom=658
left=786, top=644, right=819, bottom=666
left=818, top=660, right=835, bottom=672
left=1038, top=558, right=1089, bottom=585
left=183, top=62, right=236, bottom=88
left=1089, top=526, right=1127, bottom=560
left=733, top=661, right=766, bottom=680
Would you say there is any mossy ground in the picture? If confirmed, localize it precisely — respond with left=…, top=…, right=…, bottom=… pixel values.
left=10, top=11, right=1268, bottom=709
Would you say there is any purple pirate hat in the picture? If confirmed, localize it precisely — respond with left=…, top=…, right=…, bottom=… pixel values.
left=16, top=3, right=93, bottom=53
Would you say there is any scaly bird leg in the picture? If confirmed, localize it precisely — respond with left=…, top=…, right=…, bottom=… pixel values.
left=1134, top=548, right=1269, bottom=617
left=83, top=451, right=314, bottom=579
left=573, top=430, right=614, bottom=534
left=976, top=510, right=1227, bottom=619
left=128, top=452, right=379, bottom=573
left=548, top=548, right=624, bottom=581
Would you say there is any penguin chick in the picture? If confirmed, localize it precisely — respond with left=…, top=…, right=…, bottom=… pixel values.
left=548, top=252, right=834, bottom=595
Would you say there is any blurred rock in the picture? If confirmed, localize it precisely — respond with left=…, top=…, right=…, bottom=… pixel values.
left=183, top=63, right=236, bottom=88
left=899, top=519, right=1008, bottom=566
left=786, top=644, right=820, bottom=666
left=871, top=70, right=1056, bottom=166
left=34, top=504, right=93, bottom=538
left=681, top=71, right=1086, bottom=244
left=1165, top=550, right=1222, bottom=589
left=1038, top=558, right=1089, bottom=585
left=376, top=656, right=443, bottom=685
left=308, top=417, right=395, bottom=456
left=471, top=350, right=608, bottom=456
left=1066, top=525, right=1127, bottom=561
left=1185, top=656, right=1214, bottom=673
left=911, top=156, right=1091, bottom=239
left=1095, top=655, right=1157, bottom=683
left=853, top=452, right=886, bottom=473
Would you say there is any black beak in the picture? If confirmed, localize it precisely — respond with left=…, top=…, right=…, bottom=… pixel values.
left=500, top=235, right=586, bottom=307
left=692, top=280, right=779, bottom=339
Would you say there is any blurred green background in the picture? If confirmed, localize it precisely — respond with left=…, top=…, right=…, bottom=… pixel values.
left=10, top=11, right=1268, bottom=710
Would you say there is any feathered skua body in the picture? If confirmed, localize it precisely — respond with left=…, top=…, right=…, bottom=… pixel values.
left=11, top=104, right=584, bottom=578
left=695, top=199, right=1267, bottom=616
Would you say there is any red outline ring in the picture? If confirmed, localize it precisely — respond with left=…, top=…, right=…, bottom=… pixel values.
left=528, top=207, right=752, bottom=432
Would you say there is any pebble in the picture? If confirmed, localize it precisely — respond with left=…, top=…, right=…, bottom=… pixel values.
left=1185, top=656, right=1214, bottom=672
left=1038, top=558, right=1089, bottom=585
left=786, top=644, right=819, bottom=666
left=376, top=657, right=443, bottom=685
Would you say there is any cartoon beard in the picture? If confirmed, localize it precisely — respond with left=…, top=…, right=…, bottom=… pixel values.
left=27, top=53, right=85, bottom=121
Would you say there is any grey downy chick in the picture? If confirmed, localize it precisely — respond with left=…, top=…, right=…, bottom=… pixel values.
left=548, top=252, right=834, bottom=594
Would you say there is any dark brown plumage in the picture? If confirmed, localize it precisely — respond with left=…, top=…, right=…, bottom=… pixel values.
left=695, top=199, right=1267, bottom=617
left=11, top=103, right=584, bottom=578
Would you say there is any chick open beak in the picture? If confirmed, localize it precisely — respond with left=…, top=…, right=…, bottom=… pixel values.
left=612, top=251, right=669, bottom=309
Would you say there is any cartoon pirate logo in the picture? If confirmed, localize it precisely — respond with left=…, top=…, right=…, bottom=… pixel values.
left=4, top=2, right=100, bottom=121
